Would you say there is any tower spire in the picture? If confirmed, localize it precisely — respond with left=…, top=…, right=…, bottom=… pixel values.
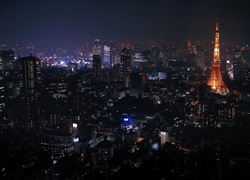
left=207, top=12, right=229, bottom=95
left=216, top=10, right=219, bottom=32
left=213, top=10, right=220, bottom=63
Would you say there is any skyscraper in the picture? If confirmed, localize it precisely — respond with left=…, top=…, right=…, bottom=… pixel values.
left=110, top=40, right=118, bottom=67
left=0, top=50, right=15, bottom=76
left=93, top=39, right=102, bottom=79
left=93, top=54, right=101, bottom=79
left=20, top=56, right=41, bottom=100
left=120, top=46, right=132, bottom=87
left=93, top=39, right=102, bottom=55
left=130, top=72, right=145, bottom=97
left=207, top=15, right=229, bottom=95
left=233, top=49, right=244, bottom=81
left=0, top=50, right=18, bottom=110
left=151, top=46, right=160, bottom=67
left=103, top=43, right=111, bottom=68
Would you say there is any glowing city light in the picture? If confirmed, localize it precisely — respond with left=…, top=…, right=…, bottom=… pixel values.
left=74, top=138, right=79, bottom=142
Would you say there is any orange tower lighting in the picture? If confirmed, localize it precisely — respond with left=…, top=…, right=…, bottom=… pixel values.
left=207, top=14, right=229, bottom=95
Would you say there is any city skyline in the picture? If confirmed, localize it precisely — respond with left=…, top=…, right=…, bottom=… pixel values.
left=1, top=1, right=250, bottom=179
left=0, top=0, right=250, bottom=44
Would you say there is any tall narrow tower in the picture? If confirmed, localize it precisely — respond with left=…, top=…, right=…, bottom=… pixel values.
left=120, top=46, right=132, bottom=87
left=93, top=54, right=101, bottom=79
left=207, top=14, right=229, bottom=94
left=20, top=55, right=41, bottom=100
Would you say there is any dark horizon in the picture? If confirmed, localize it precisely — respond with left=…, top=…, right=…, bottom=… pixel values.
left=0, top=0, right=249, bottom=45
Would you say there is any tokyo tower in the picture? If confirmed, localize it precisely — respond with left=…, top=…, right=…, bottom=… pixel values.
left=207, top=14, right=229, bottom=95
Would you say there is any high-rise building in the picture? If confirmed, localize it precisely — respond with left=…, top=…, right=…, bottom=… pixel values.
left=110, top=40, right=118, bottom=67
left=133, top=52, right=148, bottom=69
left=20, top=56, right=41, bottom=99
left=129, top=72, right=145, bottom=97
left=93, top=39, right=102, bottom=77
left=41, top=132, right=74, bottom=159
left=120, top=46, right=132, bottom=87
left=207, top=15, right=229, bottom=95
left=103, top=44, right=111, bottom=68
left=0, top=50, right=16, bottom=76
left=93, top=39, right=102, bottom=55
left=0, top=50, right=20, bottom=102
left=93, top=54, right=101, bottom=79
left=159, top=131, right=169, bottom=147
left=233, top=49, right=244, bottom=81
left=151, top=46, right=160, bottom=67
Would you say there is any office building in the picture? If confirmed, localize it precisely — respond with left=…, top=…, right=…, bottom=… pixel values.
left=120, top=46, right=132, bottom=87
left=41, top=132, right=74, bottom=159
left=233, top=49, right=244, bottom=81
left=93, top=39, right=102, bottom=55
left=20, top=56, right=41, bottom=99
left=0, top=50, right=15, bottom=76
left=130, top=72, right=145, bottom=97
left=103, top=43, right=111, bottom=68
left=93, top=54, right=101, bottom=79
left=110, top=40, right=118, bottom=66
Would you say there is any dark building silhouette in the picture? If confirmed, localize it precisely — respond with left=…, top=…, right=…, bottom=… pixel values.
left=93, top=54, right=101, bottom=79
left=151, top=46, right=160, bottom=67
left=0, top=50, right=15, bottom=76
left=233, top=49, right=244, bottom=81
left=198, top=84, right=211, bottom=103
left=120, top=46, right=131, bottom=87
left=20, top=56, right=41, bottom=100
left=130, top=72, right=145, bottom=97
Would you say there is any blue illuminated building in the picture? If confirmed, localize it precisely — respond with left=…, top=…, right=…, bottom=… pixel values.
left=121, top=114, right=133, bottom=133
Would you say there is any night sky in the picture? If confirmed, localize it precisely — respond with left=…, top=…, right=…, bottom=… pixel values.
left=0, top=0, right=249, bottom=44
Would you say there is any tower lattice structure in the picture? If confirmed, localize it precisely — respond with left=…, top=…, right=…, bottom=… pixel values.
left=207, top=15, right=229, bottom=94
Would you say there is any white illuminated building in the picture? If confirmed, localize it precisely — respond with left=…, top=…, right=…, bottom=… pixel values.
left=159, top=131, right=169, bottom=147
left=103, top=45, right=111, bottom=67
left=93, top=39, right=102, bottom=55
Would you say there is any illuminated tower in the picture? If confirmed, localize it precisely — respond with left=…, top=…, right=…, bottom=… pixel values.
left=207, top=15, right=229, bottom=95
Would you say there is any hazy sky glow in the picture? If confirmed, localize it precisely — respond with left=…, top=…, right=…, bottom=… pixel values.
left=0, top=0, right=249, bottom=43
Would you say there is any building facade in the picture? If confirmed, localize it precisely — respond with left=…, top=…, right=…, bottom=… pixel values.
left=120, top=46, right=132, bottom=87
